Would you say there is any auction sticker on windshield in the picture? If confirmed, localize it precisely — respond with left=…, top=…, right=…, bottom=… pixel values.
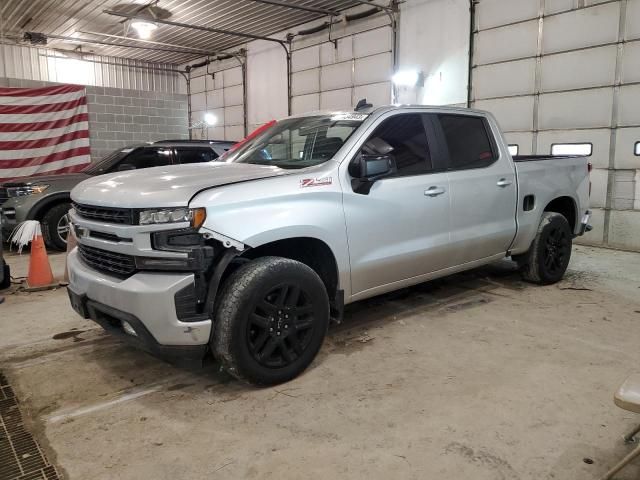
left=330, top=113, right=369, bottom=121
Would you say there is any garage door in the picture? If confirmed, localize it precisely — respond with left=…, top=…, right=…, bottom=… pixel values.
left=290, top=24, right=393, bottom=114
left=190, top=61, right=246, bottom=141
left=471, top=0, right=640, bottom=251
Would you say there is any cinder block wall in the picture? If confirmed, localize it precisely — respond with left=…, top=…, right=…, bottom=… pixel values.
left=0, top=77, right=189, bottom=162
left=86, top=86, right=188, bottom=161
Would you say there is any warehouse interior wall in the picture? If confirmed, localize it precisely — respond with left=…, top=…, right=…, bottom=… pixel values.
left=188, top=56, right=246, bottom=141
left=0, top=76, right=188, bottom=162
left=470, top=0, right=640, bottom=252
left=0, top=44, right=189, bottom=161
left=396, top=0, right=470, bottom=106
left=184, top=0, right=470, bottom=139
left=84, top=85, right=188, bottom=161
left=246, top=40, right=288, bottom=134
left=0, top=43, right=183, bottom=93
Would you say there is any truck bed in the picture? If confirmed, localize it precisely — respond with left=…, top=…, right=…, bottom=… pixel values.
left=509, top=155, right=590, bottom=254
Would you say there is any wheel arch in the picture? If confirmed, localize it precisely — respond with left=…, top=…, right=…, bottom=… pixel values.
left=543, top=196, right=578, bottom=232
left=27, top=192, right=72, bottom=221
left=240, top=237, right=340, bottom=300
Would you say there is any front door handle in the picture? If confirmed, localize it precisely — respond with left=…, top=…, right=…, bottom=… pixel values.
left=497, top=178, right=513, bottom=187
left=424, top=186, right=446, bottom=197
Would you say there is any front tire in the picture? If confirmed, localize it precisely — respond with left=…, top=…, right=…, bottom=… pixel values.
left=212, top=256, right=330, bottom=386
left=517, top=212, right=572, bottom=285
left=42, top=202, right=71, bottom=251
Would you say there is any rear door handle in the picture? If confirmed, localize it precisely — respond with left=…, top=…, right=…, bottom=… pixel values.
left=497, top=178, right=513, bottom=187
left=424, top=186, right=446, bottom=197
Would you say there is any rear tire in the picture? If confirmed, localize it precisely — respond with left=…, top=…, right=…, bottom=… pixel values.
left=42, top=202, right=71, bottom=251
left=212, top=256, right=330, bottom=386
left=516, top=212, right=572, bottom=285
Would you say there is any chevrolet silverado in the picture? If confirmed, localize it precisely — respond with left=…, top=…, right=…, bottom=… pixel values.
left=66, top=105, right=591, bottom=385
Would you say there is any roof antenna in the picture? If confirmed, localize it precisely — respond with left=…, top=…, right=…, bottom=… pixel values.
left=355, top=98, right=373, bottom=111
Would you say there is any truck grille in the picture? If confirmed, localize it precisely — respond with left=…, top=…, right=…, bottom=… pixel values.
left=78, top=244, right=136, bottom=277
left=73, top=203, right=134, bottom=225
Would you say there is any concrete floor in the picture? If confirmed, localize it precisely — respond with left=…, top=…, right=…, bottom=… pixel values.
left=2, top=245, right=640, bottom=479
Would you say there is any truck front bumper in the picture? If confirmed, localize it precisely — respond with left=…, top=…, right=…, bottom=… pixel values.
left=67, top=248, right=211, bottom=365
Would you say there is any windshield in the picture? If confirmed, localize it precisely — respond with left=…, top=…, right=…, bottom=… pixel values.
left=224, top=114, right=366, bottom=169
left=83, top=147, right=137, bottom=175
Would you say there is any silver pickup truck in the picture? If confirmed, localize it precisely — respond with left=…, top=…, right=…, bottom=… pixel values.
left=67, top=105, right=591, bottom=385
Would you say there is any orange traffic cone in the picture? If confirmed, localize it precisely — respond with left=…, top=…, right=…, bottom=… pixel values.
left=26, top=232, right=57, bottom=291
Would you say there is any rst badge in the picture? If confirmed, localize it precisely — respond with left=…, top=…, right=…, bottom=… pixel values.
left=300, top=177, right=333, bottom=188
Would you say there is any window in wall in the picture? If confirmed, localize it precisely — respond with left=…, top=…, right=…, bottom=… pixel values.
left=508, top=145, right=519, bottom=156
left=47, top=56, right=95, bottom=86
left=364, top=114, right=432, bottom=176
left=634, top=141, right=640, bottom=156
left=438, top=114, right=496, bottom=170
left=551, top=143, right=593, bottom=156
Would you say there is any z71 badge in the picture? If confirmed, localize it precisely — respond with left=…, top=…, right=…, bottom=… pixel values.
left=300, top=177, right=333, bottom=188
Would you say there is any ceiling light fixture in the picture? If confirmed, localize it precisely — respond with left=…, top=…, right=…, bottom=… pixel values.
left=131, top=20, right=158, bottom=39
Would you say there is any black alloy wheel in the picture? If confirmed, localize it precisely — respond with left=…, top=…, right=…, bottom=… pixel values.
left=543, top=224, right=570, bottom=277
left=247, top=283, right=316, bottom=368
left=517, top=211, right=573, bottom=285
left=212, top=256, right=330, bottom=386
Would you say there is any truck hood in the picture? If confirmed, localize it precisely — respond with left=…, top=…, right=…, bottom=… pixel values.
left=71, top=162, right=291, bottom=208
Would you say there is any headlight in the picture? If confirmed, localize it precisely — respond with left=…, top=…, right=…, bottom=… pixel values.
left=6, top=184, right=50, bottom=197
left=139, top=207, right=207, bottom=228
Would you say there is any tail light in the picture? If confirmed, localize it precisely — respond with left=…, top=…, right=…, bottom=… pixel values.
left=588, top=162, right=592, bottom=196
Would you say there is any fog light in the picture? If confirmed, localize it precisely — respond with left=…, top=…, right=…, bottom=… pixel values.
left=121, top=321, right=138, bottom=337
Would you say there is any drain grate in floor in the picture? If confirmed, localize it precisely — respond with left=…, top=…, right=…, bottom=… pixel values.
left=0, top=372, right=60, bottom=480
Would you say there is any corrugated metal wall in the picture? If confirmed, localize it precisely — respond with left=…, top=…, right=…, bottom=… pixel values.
left=0, top=43, right=184, bottom=93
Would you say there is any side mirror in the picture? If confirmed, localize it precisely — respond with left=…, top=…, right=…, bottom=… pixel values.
left=362, top=154, right=394, bottom=178
left=349, top=153, right=396, bottom=194
left=117, top=163, right=136, bottom=171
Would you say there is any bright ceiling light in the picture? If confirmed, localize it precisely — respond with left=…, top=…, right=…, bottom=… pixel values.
left=204, top=113, right=217, bottom=126
left=131, top=20, right=158, bottom=39
left=392, top=70, right=421, bottom=87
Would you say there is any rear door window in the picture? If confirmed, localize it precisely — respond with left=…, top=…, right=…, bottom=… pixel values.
left=438, top=114, right=496, bottom=170
left=120, top=147, right=173, bottom=169
left=175, top=147, right=217, bottom=164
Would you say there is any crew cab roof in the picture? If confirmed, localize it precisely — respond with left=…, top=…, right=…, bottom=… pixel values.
left=285, top=104, right=492, bottom=121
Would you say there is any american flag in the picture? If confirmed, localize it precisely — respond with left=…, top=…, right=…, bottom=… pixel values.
left=0, top=84, right=91, bottom=181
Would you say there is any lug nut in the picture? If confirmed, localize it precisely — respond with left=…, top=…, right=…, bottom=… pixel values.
left=277, top=332, right=281, bottom=336
left=269, top=327, right=273, bottom=332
